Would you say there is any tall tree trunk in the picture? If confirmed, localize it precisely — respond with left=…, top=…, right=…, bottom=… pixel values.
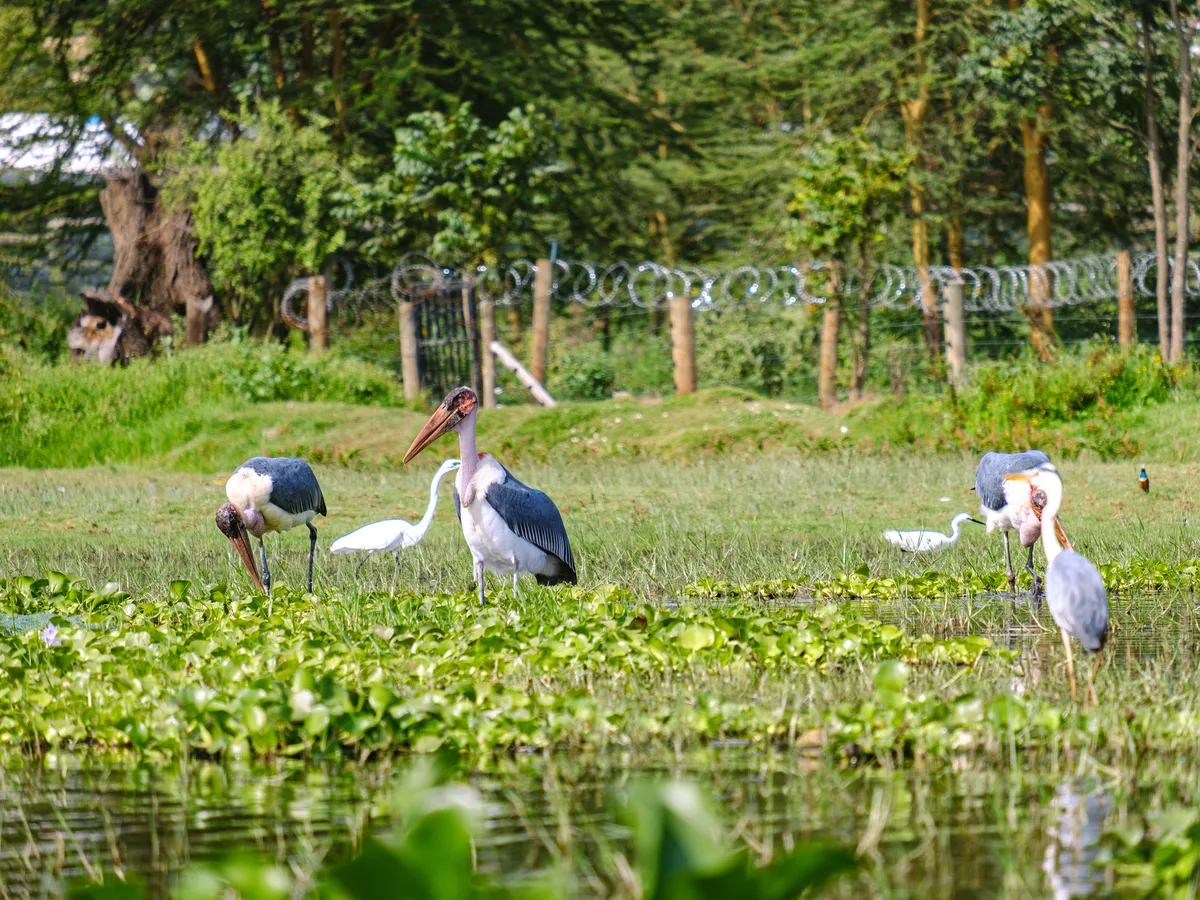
left=818, top=264, right=842, bottom=410
left=329, top=6, right=347, bottom=133
left=300, top=5, right=315, bottom=82
left=948, top=212, right=965, bottom=270
left=1144, top=6, right=1171, bottom=355
left=851, top=245, right=874, bottom=400
left=902, top=0, right=939, bottom=356
left=1020, top=109, right=1055, bottom=360
left=1169, top=0, right=1195, bottom=363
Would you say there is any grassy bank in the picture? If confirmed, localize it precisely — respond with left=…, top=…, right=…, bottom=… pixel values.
left=1, top=341, right=1194, bottom=471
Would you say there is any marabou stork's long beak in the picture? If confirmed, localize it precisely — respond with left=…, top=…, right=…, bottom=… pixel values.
left=404, top=388, right=477, bottom=463
left=215, top=503, right=265, bottom=593
left=1026, top=485, right=1073, bottom=552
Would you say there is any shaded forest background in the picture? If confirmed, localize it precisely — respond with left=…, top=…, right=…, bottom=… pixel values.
left=1, top=0, right=1198, bottom=363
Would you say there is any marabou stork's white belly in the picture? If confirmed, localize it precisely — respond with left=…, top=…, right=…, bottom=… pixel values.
left=226, top=468, right=314, bottom=534
left=982, top=503, right=1026, bottom=535
left=457, top=459, right=551, bottom=576
left=460, top=498, right=550, bottom=575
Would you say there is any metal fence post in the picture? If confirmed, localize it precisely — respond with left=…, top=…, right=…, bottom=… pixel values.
left=479, top=297, right=497, bottom=408
left=307, top=274, right=328, bottom=352
left=398, top=299, right=421, bottom=402
left=669, top=293, right=696, bottom=394
left=943, top=279, right=967, bottom=386
left=531, top=259, right=552, bottom=385
left=1117, top=250, right=1136, bottom=350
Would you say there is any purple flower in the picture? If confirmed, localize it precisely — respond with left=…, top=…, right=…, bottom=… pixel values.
left=40, top=624, right=61, bottom=647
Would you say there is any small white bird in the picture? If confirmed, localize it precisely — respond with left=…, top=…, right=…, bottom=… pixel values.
left=331, top=459, right=461, bottom=578
left=883, top=512, right=984, bottom=553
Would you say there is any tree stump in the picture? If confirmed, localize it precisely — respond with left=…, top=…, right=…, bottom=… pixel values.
left=68, top=288, right=174, bottom=365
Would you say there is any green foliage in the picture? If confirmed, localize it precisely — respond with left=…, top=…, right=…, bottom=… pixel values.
left=548, top=348, right=616, bottom=401
left=0, top=572, right=1003, bottom=759
left=1105, top=809, right=1200, bottom=897
left=164, top=102, right=348, bottom=327
left=694, top=309, right=816, bottom=397
left=0, top=341, right=403, bottom=468
left=0, top=282, right=73, bottom=363
left=788, top=129, right=911, bottom=260
left=337, top=104, right=563, bottom=266
left=855, top=343, right=1187, bottom=459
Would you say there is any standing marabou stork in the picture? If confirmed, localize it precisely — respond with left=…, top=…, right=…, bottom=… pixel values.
left=975, top=450, right=1067, bottom=602
left=1011, top=463, right=1109, bottom=705
left=402, top=386, right=576, bottom=602
left=215, top=456, right=326, bottom=597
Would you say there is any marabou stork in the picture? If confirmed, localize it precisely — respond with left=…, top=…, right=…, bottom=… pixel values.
left=215, top=456, right=326, bottom=597
left=1011, top=464, right=1109, bottom=705
left=402, top=386, right=576, bottom=602
left=974, top=450, right=1068, bottom=602
left=330, top=458, right=461, bottom=578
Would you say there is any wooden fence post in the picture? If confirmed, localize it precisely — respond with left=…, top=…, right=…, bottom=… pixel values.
left=669, top=293, right=697, bottom=394
left=817, top=265, right=841, bottom=411
left=479, top=296, right=497, bottom=408
left=1117, top=250, right=1136, bottom=350
left=185, top=293, right=212, bottom=346
left=398, top=300, right=421, bottom=402
left=307, top=274, right=328, bottom=352
left=943, top=279, right=967, bottom=386
left=531, top=258, right=552, bottom=385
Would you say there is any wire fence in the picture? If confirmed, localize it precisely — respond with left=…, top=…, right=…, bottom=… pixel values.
left=273, top=250, right=1189, bottom=405
left=280, top=251, right=1196, bottom=327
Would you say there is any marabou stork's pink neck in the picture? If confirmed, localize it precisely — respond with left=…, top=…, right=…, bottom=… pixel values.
left=455, top=409, right=480, bottom=505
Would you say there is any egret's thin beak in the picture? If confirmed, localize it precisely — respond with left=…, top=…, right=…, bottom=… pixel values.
left=966, top=517, right=986, bottom=526
left=403, top=403, right=460, bottom=464
left=228, top=523, right=265, bottom=593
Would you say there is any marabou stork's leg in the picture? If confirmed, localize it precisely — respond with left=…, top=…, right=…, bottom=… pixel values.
left=474, top=558, right=486, bottom=605
left=1087, top=647, right=1104, bottom=708
left=306, top=523, right=318, bottom=594
left=1025, top=544, right=1041, bottom=611
left=258, top=537, right=272, bottom=594
left=1002, top=532, right=1015, bottom=595
left=1060, top=627, right=1077, bottom=704
left=354, top=551, right=375, bottom=582
left=511, top=556, right=519, bottom=599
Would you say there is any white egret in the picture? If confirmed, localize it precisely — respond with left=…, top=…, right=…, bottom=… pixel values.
left=883, top=512, right=984, bottom=552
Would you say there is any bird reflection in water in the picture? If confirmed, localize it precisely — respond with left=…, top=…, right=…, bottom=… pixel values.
left=1042, top=782, right=1111, bottom=898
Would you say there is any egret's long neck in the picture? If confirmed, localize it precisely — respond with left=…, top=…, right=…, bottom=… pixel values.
left=949, top=516, right=964, bottom=543
left=416, top=468, right=449, bottom=533
left=455, top=410, right=479, bottom=501
left=1040, top=480, right=1066, bottom=566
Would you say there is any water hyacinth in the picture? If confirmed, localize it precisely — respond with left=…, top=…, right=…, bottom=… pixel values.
left=39, top=623, right=61, bottom=647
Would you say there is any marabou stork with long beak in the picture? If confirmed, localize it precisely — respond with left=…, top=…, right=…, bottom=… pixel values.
left=215, top=456, right=327, bottom=597
left=402, top=386, right=576, bottom=602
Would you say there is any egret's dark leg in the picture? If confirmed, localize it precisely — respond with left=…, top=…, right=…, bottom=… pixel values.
left=306, top=522, right=318, bottom=593
left=354, top=551, right=375, bottom=581
left=1025, top=544, right=1041, bottom=610
left=259, top=537, right=272, bottom=594
left=1002, top=532, right=1015, bottom=595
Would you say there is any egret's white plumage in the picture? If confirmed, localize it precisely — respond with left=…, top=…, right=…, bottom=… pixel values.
left=883, top=513, right=981, bottom=552
left=331, top=459, right=460, bottom=555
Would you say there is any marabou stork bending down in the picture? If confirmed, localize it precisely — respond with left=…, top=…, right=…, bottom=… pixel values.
left=974, top=450, right=1068, bottom=603
left=215, top=456, right=326, bottom=597
left=1010, top=464, right=1108, bottom=704
left=402, top=387, right=576, bottom=602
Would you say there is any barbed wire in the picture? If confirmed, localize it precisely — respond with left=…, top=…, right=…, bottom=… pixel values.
left=280, top=251, right=1195, bottom=332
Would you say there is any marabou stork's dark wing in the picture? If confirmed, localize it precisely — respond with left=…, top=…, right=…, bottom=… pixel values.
left=974, top=450, right=1050, bottom=512
left=239, top=457, right=327, bottom=516
left=485, top=468, right=577, bottom=585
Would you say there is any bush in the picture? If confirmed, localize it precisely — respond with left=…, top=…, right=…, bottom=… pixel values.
left=0, top=284, right=74, bottom=364
left=695, top=308, right=816, bottom=398
left=549, top=348, right=616, bottom=400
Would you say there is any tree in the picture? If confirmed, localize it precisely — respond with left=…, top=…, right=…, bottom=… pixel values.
left=164, top=101, right=348, bottom=330
left=789, top=130, right=909, bottom=404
